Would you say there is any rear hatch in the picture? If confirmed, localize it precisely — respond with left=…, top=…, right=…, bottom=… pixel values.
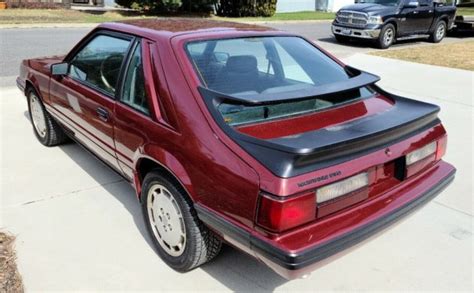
left=199, top=73, right=440, bottom=178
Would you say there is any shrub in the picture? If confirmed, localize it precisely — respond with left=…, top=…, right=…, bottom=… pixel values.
left=5, top=0, right=63, bottom=9
left=217, top=0, right=277, bottom=17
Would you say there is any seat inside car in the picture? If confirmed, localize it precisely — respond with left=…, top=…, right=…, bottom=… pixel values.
left=211, top=55, right=259, bottom=94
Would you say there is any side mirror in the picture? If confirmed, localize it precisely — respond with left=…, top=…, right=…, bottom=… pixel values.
left=405, top=1, right=419, bottom=8
left=51, top=62, right=68, bottom=76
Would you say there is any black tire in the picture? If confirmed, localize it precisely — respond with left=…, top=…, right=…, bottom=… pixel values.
left=334, top=34, right=350, bottom=43
left=429, top=20, right=447, bottom=43
left=376, top=23, right=396, bottom=49
left=141, top=171, right=222, bottom=272
left=27, top=87, right=67, bottom=146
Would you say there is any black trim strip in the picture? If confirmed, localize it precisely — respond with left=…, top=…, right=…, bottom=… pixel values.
left=195, top=169, right=455, bottom=271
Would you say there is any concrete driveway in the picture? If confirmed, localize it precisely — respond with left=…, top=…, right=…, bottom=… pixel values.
left=0, top=25, right=473, bottom=291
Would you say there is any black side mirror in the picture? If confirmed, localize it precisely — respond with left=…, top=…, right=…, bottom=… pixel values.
left=404, top=1, right=419, bottom=8
left=51, top=62, right=68, bottom=76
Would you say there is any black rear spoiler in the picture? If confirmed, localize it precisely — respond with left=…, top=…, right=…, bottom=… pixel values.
left=200, top=66, right=380, bottom=105
left=198, top=69, right=441, bottom=178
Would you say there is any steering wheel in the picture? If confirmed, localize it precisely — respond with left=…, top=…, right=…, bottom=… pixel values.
left=100, top=54, right=123, bottom=93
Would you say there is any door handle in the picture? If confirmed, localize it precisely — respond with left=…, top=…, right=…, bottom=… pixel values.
left=413, top=11, right=419, bottom=14
left=96, top=107, right=109, bottom=122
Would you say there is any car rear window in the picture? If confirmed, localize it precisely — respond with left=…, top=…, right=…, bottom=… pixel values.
left=186, top=36, right=374, bottom=126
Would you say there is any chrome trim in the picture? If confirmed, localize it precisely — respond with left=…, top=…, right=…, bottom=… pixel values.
left=332, top=25, right=381, bottom=39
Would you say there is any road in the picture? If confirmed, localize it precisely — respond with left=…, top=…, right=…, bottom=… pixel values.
left=0, top=22, right=470, bottom=86
left=0, top=23, right=473, bottom=291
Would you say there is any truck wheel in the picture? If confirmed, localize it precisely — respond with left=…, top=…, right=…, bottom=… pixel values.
left=376, top=24, right=396, bottom=49
left=27, top=88, right=67, bottom=146
left=141, top=171, right=222, bottom=272
left=334, top=34, right=350, bottom=43
left=429, top=20, right=446, bottom=43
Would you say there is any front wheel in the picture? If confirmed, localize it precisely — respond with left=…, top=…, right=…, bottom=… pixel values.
left=141, top=171, right=222, bottom=272
left=429, top=21, right=446, bottom=43
left=376, top=24, right=396, bottom=49
left=27, top=88, right=67, bottom=146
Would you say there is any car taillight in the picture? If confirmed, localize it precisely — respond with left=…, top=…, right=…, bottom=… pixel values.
left=406, top=137, right=447, bottom=177
left=436, top=136, right=447, bottom=161
left=406, top=141, right=437, bottom=166
left=316, top=172, right=369, bottom=204
left=257, top=192, right=316, bottom=232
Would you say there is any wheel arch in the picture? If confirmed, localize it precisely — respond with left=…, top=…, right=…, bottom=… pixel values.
left=134, top=154, right=195, bottom=203
left=383, top=19, right=398, bottom=34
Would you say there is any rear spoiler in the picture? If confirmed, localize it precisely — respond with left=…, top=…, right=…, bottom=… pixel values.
left=200, top=66, right=380, bottom=105
left=198, top=68, right=441, bottom=178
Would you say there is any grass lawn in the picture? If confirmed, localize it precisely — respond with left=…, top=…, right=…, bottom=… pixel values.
left=370, top=41, right=474, bottom=71
left=0, top=9, right=334, bottom=25
left=457, top=7, right=474, bottom=16
left=215, top=11, right=335, bottom=22
left=0, top=9, right=152, bottom=24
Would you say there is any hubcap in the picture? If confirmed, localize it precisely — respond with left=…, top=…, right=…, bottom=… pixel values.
left=30, top=93, right=47, bottom=138
left=436, top=24, right=445, bottom=40
left=384, top=28, right=394, bottom=46
left=147, top=184, right=186, bottom=257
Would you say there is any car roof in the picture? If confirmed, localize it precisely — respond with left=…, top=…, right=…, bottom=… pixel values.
left=99, top=18, right=277, bottom=39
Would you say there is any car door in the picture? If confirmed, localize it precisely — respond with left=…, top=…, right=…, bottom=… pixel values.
left=49, top=31, right=133, bottom=171
left=113, top=40, right=180, bottom=181
left=400, top=0, right=434, bottom=34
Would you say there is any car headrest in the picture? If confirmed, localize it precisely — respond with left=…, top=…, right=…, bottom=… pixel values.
left=225, top=55, right=258, bottom=73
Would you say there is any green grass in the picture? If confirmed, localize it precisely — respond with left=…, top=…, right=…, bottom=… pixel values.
left=457, top=7, right=474, bottom=16
left=0, top=9, right=335, bottom=25
left=216, top=11, right=335, bottom=22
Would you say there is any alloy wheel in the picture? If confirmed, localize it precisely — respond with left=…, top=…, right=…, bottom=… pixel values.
left=147, top=184, right=186, bottom=257
left=29, top=93, right=47, bottom=138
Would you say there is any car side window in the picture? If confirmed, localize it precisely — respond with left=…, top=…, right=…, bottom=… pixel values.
left=69, top=34, right=131, bottom=96
left=120, top=42, right=150, bottom=115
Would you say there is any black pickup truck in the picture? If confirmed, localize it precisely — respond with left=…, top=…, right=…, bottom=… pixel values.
left=332, top=0, right=457, bottom=48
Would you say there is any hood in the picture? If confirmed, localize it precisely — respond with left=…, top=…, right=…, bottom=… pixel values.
left=339, top=3, right=397, bottom=15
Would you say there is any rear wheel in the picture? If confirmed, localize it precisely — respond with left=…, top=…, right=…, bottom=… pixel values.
left=141, top=171, right=222, bottom=272
left=376, top=24, right=396, bottom=49
left=27, top=88, right=67, bottom=146
left=334, top=34, right=351, bottom=43
left=429, top=20, right=446, bottom=43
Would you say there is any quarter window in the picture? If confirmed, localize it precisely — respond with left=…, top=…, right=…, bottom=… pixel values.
left=121, top=42, right=150, bottom=115
left=69, top=34, right=131, bottom=95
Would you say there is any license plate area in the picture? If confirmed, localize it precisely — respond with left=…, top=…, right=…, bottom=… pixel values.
left=342, top=28, right=352, bottom=35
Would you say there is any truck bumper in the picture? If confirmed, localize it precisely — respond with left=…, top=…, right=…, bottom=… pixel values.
left=332, top=24, right=381, bottom=39
left=196, top=161, right=455, bottom=279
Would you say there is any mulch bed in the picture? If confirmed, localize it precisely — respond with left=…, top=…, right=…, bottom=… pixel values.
left=0, top=232, right=24, bottom=293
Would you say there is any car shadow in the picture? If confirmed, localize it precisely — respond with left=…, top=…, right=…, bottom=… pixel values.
left=23, top=111, right=288, bottom=290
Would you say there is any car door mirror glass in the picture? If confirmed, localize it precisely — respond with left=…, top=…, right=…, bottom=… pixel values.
left=51, top=62, right=68, bottom=76
left=405, top=1, right=419, bottom=7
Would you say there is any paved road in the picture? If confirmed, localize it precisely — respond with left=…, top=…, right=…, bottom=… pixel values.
left=1, top=22, right=471, bottom=86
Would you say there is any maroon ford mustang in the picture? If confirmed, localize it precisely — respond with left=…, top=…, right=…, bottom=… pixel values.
left=17, top=19, right=455, bottom=279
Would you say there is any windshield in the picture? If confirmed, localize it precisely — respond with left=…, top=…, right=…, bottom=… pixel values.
left=357, top=0, right=401, bottom=6
left=186, top=36, right=374, bottom=126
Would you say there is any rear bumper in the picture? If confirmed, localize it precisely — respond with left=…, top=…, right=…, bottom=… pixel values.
left=196, top=161, right=455, bottom=279
left=332, top=24, right=381, bottom=39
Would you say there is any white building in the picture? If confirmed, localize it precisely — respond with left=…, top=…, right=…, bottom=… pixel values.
left=276, top=0, right=355, bottom=13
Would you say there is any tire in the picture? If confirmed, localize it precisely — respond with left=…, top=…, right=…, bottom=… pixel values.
left=429, top=20, right=447, bottom=43
left=27, top=87, right=67, bottom=146
left=141, top=171, right=222, bottom=272
left=376, top=23, right=396, bottom=49
left=334, top=34, right=350, bottom=43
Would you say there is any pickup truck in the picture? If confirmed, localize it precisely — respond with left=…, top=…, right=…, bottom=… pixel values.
left=332, top=0, right=457, bottom=48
